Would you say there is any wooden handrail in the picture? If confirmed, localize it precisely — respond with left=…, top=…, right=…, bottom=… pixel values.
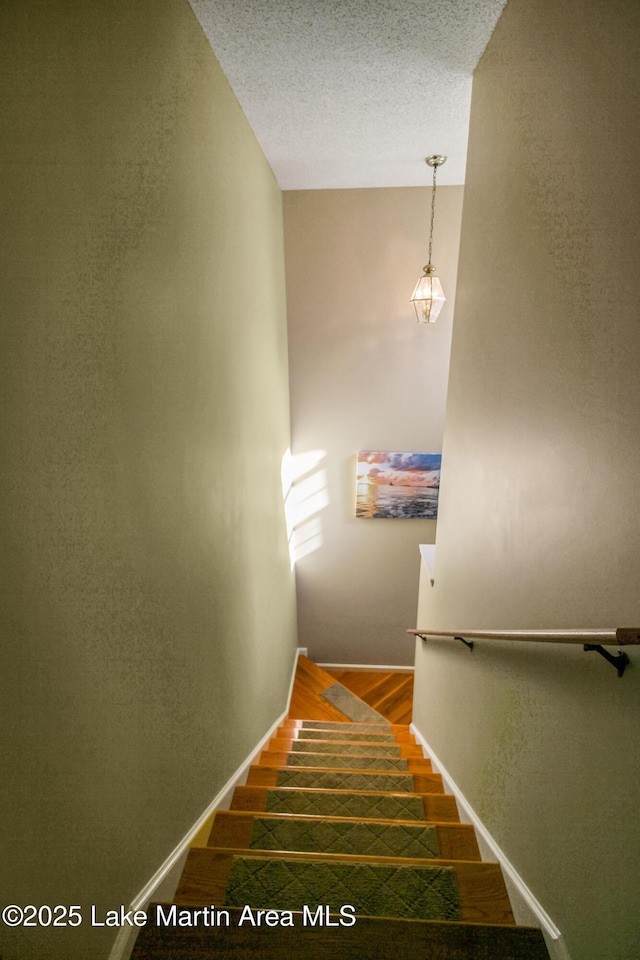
left=407, top=627, right=640, bottom=645
left=407, top=627, right=639, bottom=677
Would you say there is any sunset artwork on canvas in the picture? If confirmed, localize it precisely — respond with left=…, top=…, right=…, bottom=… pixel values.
left=355, top=451, right=441, bottom=519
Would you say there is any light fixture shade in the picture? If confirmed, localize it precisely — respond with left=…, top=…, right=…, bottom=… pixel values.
left=410, top=273, right=446, bottom=324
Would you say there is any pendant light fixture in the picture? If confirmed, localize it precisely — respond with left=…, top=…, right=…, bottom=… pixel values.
left=410, top=154, right=447, bottom=323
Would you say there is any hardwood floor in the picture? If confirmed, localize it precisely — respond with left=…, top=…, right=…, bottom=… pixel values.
left=286, top=657, right=414, bottom=724
left=324, top=669, right=413, bottom=724
left=286, top=656, right=354, bottom=721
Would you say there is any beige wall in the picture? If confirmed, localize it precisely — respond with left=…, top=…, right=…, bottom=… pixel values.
left=0, top=2, right=297, bottom=957
left=413, top=0, right=640, bottom=957
left=284, top=186, right=463, bottom=665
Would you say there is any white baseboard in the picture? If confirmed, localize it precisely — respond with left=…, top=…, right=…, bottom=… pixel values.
left=410, top=722, right=570, bottom=960
left=108, top=646, right=301, bottom=960
left=318, top=662, right=414, bottom=673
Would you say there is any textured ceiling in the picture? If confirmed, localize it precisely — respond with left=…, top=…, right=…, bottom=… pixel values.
left=188, top=0, right=507, bottom=189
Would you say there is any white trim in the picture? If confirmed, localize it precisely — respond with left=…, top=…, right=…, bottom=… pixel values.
left=108, top=647, right=301, bottom=960
left=410, top=721, right=570, bottom=960
left=318, top=662, right=414, bottom=673
left=419, top=543, right=436, bottom=585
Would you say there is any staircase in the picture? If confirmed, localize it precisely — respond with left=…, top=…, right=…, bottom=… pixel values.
left=130, top=657, right=550, bottom=959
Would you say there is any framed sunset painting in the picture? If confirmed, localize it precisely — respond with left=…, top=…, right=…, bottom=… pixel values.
left=355, top=451, right=441, bottom=519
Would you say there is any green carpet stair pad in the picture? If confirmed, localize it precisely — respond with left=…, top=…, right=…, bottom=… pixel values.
left=264, top=788, right=428, bottom=821
left=249, top=815, right=440, bottom=859
left=224, top=856, right=461, bottom=922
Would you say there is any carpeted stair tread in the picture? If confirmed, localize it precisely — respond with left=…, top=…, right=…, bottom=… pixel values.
left=248, top=815, right=440, bottom=859
left=274, top=768, right=417, bottom=793
left=175, top=848, right=514, bottom=925
left=290, top=740, right=403, bottom=757
left=264, top=788, right=429, bottom=820
left=294, top=729, right=398, bottom=742
left=286, top=752, right=408, bottom=770
left=223, top=855, right=461, bottom=922
left=301, top=720, right=393, bottom=732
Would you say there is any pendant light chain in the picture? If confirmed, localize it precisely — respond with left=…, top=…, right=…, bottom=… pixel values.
left=410, top=153, right=447, bottom=324
left=427, top=160, right=437, bottom=268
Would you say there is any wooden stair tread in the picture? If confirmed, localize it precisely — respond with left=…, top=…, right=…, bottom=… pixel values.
left=131, top=908, right=550, bottom=960
left=288, top=718, right=409, bottom=732
left=211, top=808, right=472, bottom=829
left=245, top=766, right=446, bottom=797
left=259, top=751, right=434, bottom=774
left=278, top=728, right=417, bottom=745
left=275, top=731, right=418, bottom=744
left=268, top=736, right=424, bottom=756
left=175, top=847, right=515, bottom=925
left=231, top=784, right=459, bottom=821
left=283, top=718, right=412, bottom=731
left=249, top=763, right=439, bottom=784
left=208, top=810, right=481, bottom=861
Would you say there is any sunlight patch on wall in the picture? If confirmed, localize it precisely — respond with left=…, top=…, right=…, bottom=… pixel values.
left=281, top=449, right=328, bottom=567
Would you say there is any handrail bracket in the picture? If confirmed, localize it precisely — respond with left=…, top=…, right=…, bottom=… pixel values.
left=416, top=632, right=473, bottom=651
left=454, top=635, right=475, bottom=651
left=583, top=644, right=630, bottom=678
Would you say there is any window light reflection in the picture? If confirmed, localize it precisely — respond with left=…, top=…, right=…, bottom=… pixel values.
left=281, top=448, right=328, bottom=568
